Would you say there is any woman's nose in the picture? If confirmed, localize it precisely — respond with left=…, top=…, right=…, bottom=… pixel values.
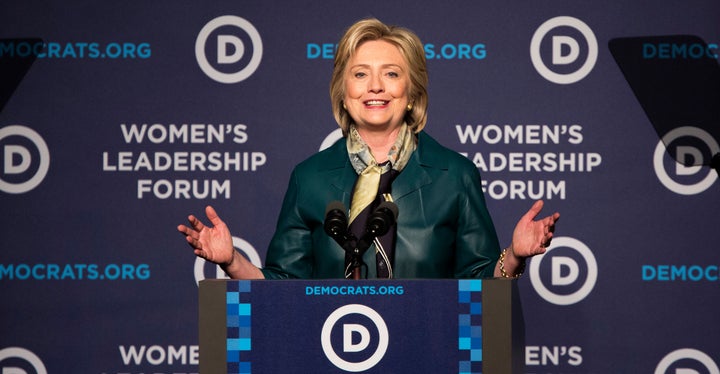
left=368, top=74, right=384, bottom=93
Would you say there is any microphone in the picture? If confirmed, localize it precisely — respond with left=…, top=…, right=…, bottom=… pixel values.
left=323, top=200, right=399, bottom=280
left=366, top=201, right=398, bottom=237
left=324, top=201, right=349, bottom=243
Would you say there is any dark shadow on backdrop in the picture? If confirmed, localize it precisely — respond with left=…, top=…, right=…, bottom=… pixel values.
left=609, top=35, right=720, bottom=175
left=0, top=38, right=41, bottom=113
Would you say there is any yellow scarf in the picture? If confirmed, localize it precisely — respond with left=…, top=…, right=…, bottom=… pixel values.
left=346, top=124, right=416, bottom=223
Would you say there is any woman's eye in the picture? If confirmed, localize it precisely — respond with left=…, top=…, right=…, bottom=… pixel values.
left=387, top=71, right=399, bottom=78
left=354, top=72, right=366, bottom=78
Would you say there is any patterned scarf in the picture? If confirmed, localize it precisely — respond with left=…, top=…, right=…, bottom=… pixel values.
left=345, top=123, right=417, bottom=278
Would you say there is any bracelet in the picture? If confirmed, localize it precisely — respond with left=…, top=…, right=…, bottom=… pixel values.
left=499, top=248, right=526, bottom=279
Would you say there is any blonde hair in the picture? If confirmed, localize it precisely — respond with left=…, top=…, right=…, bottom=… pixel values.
left=330, top=18, right=429, bottom=135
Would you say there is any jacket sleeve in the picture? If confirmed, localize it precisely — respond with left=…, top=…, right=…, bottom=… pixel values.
left=453, top=161, right=501, bottom=279
left=260, top=168, right=315, bottom=279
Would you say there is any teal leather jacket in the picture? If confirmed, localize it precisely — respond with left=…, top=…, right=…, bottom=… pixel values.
left=260, top=131, right=501, bottom=279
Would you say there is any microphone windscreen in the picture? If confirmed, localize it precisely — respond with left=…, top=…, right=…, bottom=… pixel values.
left=378, top=201, right=398, bottom=219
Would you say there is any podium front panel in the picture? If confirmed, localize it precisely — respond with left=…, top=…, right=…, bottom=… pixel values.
left=199, top=279, right=522, bottom=374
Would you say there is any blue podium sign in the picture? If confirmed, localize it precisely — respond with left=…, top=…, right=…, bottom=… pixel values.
left=199, top=279, right=523, bottom=374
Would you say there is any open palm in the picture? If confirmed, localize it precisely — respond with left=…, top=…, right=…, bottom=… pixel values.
left=511, top=200, right=560, bottom=258
left=178, top=205, right=234, bottom=266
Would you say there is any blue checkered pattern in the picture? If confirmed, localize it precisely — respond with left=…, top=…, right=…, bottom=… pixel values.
left=226, top=280, right=252, bottom=373
left=458, top=279, right=482, bottom=374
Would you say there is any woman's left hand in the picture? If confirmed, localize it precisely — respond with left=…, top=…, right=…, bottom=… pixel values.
left=509, top=200, right=560, bottom=259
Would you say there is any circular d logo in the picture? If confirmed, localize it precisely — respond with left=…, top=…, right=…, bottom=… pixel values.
left=195, top=15, right=263, bottom=83
left=321, top=304, right=389, bottom=372
left=530, top=16, right=598, bottom=84
left=0, top=125, right=50, bottom=194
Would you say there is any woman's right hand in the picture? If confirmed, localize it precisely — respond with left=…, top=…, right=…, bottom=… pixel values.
left=177, top=205, right=235, bottom=267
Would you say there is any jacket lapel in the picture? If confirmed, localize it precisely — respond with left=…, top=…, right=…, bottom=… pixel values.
left=390, top=131, right=446, bottom=201
left=318, top=137, right=356, bottom=199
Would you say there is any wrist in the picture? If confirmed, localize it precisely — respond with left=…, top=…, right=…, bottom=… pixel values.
left=499, top=247, right=526, bottom=279
left=506, top=245, right=523, bottom=265
left=221, top=250, right=238, bottom=269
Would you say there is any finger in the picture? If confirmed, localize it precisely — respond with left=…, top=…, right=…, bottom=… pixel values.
left=544, top=232, right=555, bottom=247
left=181, top=224, right=203, bottom=242
left=205, top=205, right=224, bottom=227
left=547, top=213, right=560, bottom=225
left=193, top=249, right=207, bottom=259
left=188, top=214, right=206, bottom=231
left=548, top=213, right=560, bottom=232
left=542, top=213, right=557, bottom=223
left=522, top=200, right=544, bottom=221
left=539, top=214, right=557, bottom=227
left=185, top=235, right=201, bottom=250
left=177, top=224, right=197, bottom=240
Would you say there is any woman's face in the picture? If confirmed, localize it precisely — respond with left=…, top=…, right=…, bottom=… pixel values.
left=343, top=40, right=410, bottom=133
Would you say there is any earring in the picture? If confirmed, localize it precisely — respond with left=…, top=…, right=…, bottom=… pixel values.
left=342, top=102, right=347, bottom=110
left=407, top=103, right=413, bottom=111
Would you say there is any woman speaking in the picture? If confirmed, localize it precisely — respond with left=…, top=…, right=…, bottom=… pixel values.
left=177, top=18, right=559, bottom=280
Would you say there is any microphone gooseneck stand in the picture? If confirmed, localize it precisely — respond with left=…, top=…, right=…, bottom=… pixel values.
left=324, top=201, right=398, bottom=280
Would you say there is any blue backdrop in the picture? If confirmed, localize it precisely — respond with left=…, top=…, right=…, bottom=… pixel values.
left=1, top=1, right=719, bottom=373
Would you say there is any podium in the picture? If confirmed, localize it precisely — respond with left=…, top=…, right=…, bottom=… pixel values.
left=199, top=279, right=524, bottom=373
